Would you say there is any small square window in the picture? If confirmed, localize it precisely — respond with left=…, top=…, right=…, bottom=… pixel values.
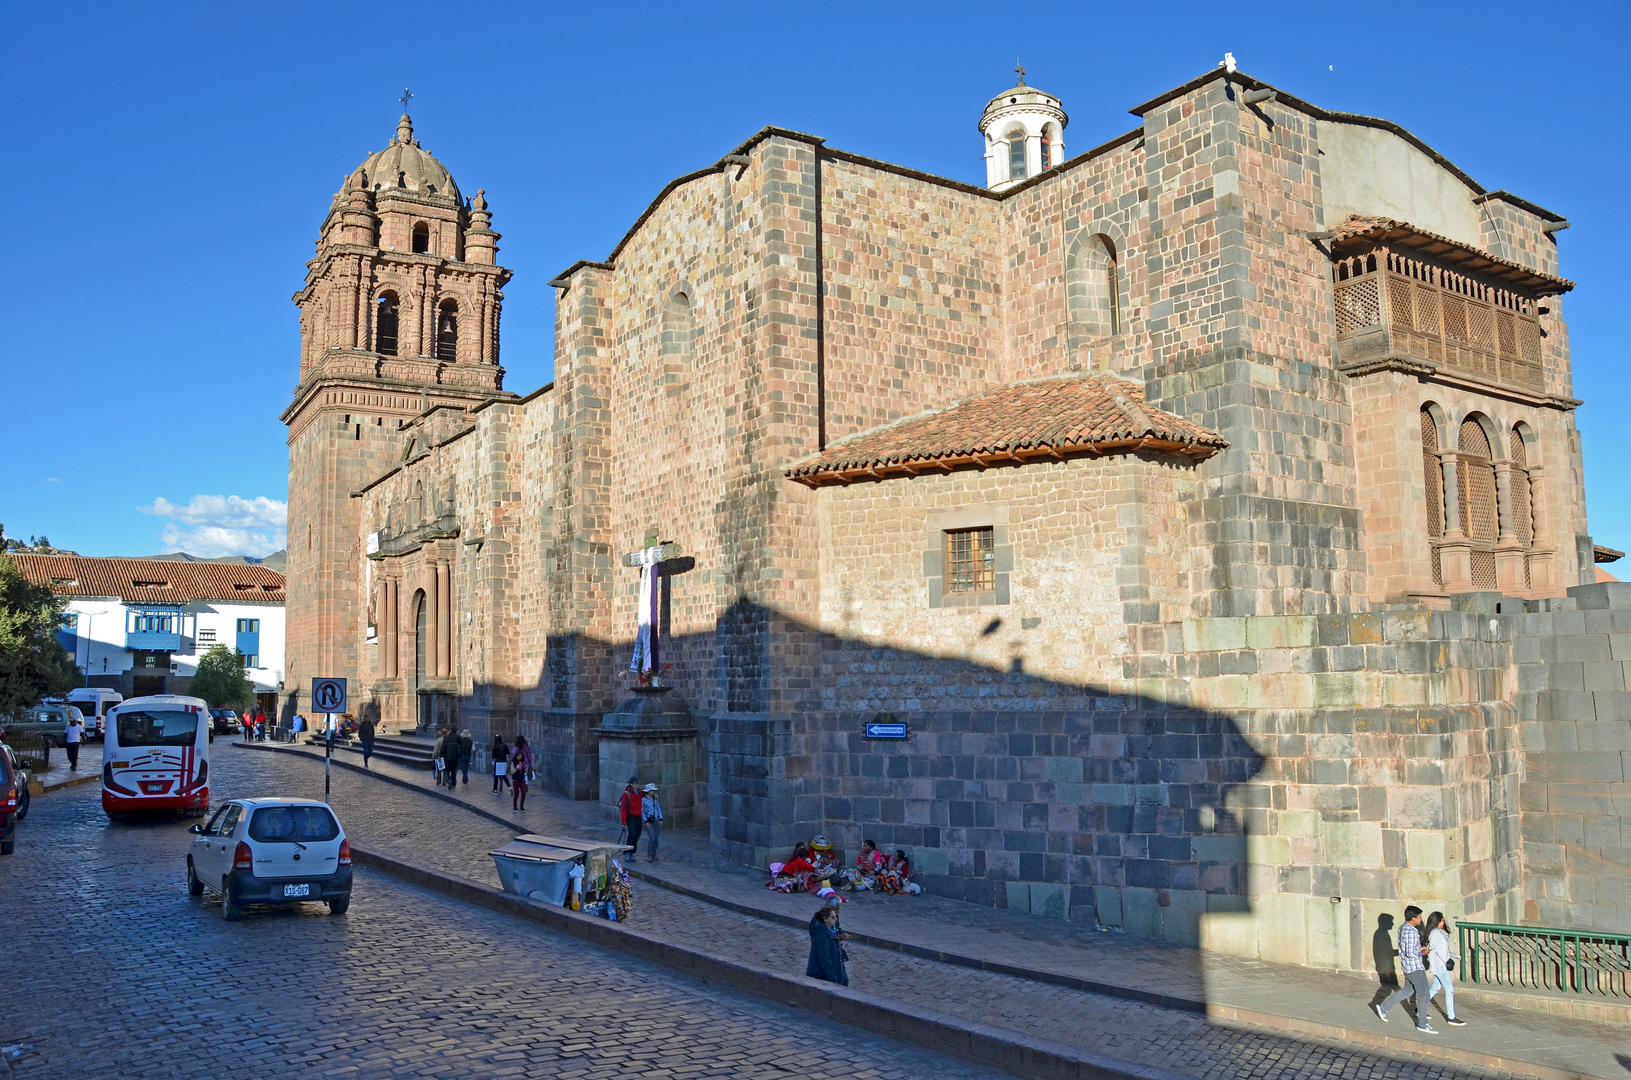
left=945, top=527, right=995, bottom=593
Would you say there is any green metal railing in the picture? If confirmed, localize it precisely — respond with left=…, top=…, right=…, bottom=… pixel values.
left=1458, top=921, right=1631, bottom=998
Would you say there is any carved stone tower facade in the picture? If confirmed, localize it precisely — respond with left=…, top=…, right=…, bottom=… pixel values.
left=281, top=113, right=512, bottom=721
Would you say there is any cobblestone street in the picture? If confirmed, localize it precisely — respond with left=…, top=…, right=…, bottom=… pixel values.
left=4, top=744, right=1618, bottom=1080
left=0, top=748, right=1010, bottom=1080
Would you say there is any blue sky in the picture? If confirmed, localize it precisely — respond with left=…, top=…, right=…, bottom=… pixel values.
left=1, top=1, right=1625, bottom=559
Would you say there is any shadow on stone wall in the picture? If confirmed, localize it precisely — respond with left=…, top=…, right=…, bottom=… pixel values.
left=465, top=599, right=1264, bottom=954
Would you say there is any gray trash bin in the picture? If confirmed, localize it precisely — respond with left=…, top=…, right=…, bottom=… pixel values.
left=490, top=834, right=628, bottom=906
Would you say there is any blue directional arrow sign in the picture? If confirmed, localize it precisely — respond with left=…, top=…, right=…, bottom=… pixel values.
left=311, top=678, right=347, bottom=715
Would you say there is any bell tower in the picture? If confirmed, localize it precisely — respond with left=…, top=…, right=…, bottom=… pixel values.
left=980, top=66, right=1068, bottom=191
left=280, top=112, right=512, bottom=723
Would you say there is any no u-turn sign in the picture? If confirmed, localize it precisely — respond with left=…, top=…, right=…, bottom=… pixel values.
left=312, top=678, right=347, bottom=714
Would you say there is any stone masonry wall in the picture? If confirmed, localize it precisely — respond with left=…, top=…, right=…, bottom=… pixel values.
left=1511, top=582, right=1631, bottom=933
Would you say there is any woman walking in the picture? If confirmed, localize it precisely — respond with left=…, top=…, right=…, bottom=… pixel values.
left=805, top=905, right=849, bottom=986
left=457, top=729, right=474, bottom=787
left=491, top=735, right=510, bottom=793
left=510, top=735, right=532, bottom=812
left=640, top=784, right=664, bottom=862
left=1424, top=912, right=1466, bottom=1026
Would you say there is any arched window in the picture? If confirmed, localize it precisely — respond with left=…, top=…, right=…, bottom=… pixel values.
left=1067, top=233, right=1120, bottom=340
left=412, top=222, right=430, bottom=254
left=662, top=291, right=693, bottom=357
left=1008, top=131, right=1027, bottom=182
left=375, top=293, right=399, bottom=356
left=1420, top=407, right=1445, bottom=586
left=411, top=480, right=424, bottom=526
left=1457, top=416, right=1498, bottom=590
left=436, top=301, right=458, bottom=363
left=1040, top=127, right=1053, bottom=171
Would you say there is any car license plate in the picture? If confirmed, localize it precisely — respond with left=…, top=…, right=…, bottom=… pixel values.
left=283, top=883, right=310, bottom=898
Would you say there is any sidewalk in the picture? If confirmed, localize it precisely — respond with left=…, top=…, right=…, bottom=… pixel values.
left=27, top=742, right=102, bottom=794
left=243, top=739, right=1629, bottom=1080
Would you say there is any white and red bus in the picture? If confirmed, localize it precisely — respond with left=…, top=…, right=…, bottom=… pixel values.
left=102, top=695, right=210, bottom=816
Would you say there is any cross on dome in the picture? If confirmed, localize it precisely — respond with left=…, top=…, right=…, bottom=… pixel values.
left=1014, top=61, right=1026, bottom=86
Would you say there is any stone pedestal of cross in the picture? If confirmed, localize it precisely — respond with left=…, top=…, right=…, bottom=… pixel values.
left=622, top=530, right=682, bottom=684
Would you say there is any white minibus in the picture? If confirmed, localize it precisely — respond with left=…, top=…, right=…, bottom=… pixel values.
left=102, top=695, right=210, bottom=817
left=66, top=688, right=122, bottom=742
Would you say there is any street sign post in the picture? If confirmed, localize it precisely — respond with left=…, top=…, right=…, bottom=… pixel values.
left=312, top=679, right=346, bottom=799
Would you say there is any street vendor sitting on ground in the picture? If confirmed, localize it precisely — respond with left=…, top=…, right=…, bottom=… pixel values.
left=769, top=843, right=822, bottom=893
left=809, top=835, right=839, bottom=877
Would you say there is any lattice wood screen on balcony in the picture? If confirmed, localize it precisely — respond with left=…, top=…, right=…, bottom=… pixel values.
left=1458, top=419, right=1499, bottom=590
left=1333, top=249, right=1543, bottom=392
left=1510, top=429, right=1533, bottom=586
left=1421, top=409, right=1444, bottom=586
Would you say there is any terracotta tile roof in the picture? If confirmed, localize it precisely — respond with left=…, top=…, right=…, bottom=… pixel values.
left=10, top=554, right=285, bottom=604
left=1328, top=215, right=1573, bottom=295
left=786, top=373, right=1225, bottom=487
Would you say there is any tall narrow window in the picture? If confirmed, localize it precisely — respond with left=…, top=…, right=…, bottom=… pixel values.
left=1009, top=132, right=1027, bottom=181
left=1421, top=408, right=1444, bottom=586
left=376, top=293, right=399, bottom=356
left=1510, top=425, right=1534, bottom=585
left=1040, top=129, right=1053, bottom=170
left=412, top=222, right=430, bottom=254
left=436, top=301, right=458, bottom=363
left=945, top=527, right=995, bottom=593
left=1103, top=237, right=1120, bottom=335
left=1457, top=417, right=1498, bottom=590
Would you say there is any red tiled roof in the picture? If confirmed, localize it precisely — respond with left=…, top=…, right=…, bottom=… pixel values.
left=10, top=554, right=285, bottom=604
left=1328, top=215, right=1573, bottom=295
left=786, top=373, right=1225, bottom=487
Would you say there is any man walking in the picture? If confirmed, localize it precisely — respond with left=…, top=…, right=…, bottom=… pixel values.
left=458, top=729, right=474, bottom=786
left=358, top=713, right=376, bottom=768
left=1375, top=905, right=1438, bottom=1034
left=63, top=709, right=83, bottom=771
left=619, top=778, right=644, bottom=855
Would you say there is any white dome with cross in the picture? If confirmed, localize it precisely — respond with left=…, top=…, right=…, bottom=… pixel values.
left=979, top=64, right=1068, bottom=191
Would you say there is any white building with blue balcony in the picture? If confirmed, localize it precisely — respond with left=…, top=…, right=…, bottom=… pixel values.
left=15, top=554, right=285, bottom=712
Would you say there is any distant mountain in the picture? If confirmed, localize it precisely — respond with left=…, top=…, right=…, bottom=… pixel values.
left=132, top=549, right=286, bottom=574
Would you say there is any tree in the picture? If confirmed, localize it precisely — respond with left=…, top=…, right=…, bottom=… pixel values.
left=0, top=550, right=78, bottom=717
left=189, top=645, right=253, bottom=710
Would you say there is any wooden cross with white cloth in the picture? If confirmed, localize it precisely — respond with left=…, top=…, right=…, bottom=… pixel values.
left=623, top=528, right=682, bottom=683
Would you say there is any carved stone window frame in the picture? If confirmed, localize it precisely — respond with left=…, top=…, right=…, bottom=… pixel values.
left=924, top=504, right=1012, bottom=609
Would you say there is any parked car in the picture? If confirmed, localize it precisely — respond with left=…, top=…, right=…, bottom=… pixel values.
left=0, top=742, right=25, bottom=855
left=207, top=709, right=240, bottom=736
left=187, top=798, right=352, bottom=920
left=6, top=703, right=87, bottom=748
left=2, top=745, right=29, bottom=822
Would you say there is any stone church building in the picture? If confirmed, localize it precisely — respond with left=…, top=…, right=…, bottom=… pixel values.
left=283, top=66, right=1629, bottom=970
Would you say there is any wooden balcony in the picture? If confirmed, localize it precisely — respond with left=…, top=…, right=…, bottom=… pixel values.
left=1333, top=248, right=1545, bottom=392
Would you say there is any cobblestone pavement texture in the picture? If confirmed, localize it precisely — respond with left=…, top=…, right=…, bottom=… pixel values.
left=0, top=749, right=1015, bottom=1080
left=225, top=743, right=1629, bottom=1080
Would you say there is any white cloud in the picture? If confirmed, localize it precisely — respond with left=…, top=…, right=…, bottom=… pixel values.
left=140, top=495, right=287, bottom=558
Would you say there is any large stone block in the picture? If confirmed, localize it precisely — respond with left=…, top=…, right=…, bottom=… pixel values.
left=1322, top=821, right=1383, bottom=867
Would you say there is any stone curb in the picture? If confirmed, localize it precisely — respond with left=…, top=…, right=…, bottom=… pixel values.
left=347, top=844, right=1191, bottom=1080
left=31, top=772, right=99, bottom=796
left=1204, top=1002, right=1603, bottom=1080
